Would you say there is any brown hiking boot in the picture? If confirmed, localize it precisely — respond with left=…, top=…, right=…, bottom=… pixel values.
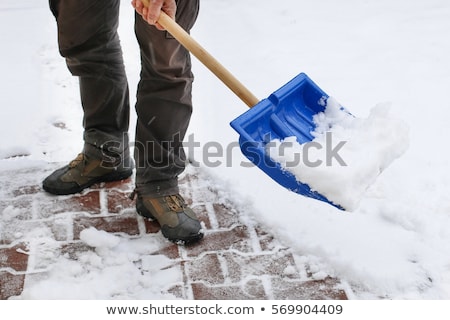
left=43, top=153, right=133, bottom=195
left=135, top=193, right=203, bottom=244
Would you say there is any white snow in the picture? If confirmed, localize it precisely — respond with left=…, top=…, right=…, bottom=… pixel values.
left=268, top=97, right=410, bottom=211
left=1, top=0, right=450, bottom=299
left=79, top=227, right=121, bottom=249
left=18, top=232, right=179, bottom=299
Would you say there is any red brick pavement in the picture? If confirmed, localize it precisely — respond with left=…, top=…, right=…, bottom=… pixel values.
left=0, top=165, right=347, bottom=300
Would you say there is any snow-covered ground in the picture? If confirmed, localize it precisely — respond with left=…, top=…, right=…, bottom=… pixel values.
left=1, top=0, right=450, bottom=299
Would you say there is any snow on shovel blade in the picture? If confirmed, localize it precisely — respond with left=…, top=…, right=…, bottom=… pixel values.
left=230, top=73, right=345, bottom=210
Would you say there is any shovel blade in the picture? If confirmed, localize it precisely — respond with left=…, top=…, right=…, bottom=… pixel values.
left=230, top=73, right=344, bottom=210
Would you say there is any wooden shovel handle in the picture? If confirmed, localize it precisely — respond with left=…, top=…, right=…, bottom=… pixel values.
left=155, top=10, right=260, bottom=108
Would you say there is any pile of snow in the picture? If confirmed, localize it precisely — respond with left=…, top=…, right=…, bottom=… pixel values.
left=268, top=97, right=409, bottom=210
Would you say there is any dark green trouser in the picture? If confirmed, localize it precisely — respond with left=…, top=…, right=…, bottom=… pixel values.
left=49, top=0, right=199, bottom=197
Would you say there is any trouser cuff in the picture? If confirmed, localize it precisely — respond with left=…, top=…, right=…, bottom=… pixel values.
left=83, top=141, right=132, bottom=170
left=136, top=179, right=179, bottom=198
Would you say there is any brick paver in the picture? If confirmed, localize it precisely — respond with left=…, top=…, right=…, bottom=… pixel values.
left=0, top=165, right=347, bottom=300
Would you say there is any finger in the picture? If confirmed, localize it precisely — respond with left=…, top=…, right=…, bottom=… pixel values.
left=132, top=0, right=144, bottom=15
left=146, top=0, right=163, bottom=25
left=161, top=3, right=176, bottom=21
left=142, top=7, right=148, bottom=20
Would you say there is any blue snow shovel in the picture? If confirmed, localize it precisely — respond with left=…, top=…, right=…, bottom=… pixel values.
left=157, top=12, right=343, bottom=210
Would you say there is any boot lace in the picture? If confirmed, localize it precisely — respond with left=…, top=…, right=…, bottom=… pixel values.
left=69, top=153, right=85, bottom=169
left=129, top=189, right=186, bottom=212
left=165, top=194, right=186, bottom=212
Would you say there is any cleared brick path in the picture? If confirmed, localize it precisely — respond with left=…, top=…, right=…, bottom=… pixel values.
left=0, top=164, right=347, bottom=300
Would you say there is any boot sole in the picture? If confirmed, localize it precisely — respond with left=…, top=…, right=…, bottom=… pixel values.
left=172, top=232, right=204, bottom=245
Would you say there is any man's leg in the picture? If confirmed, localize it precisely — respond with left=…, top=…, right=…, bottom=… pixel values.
left=133, top=0, right=203, bottom=244
left=44, top=0, right=132, bottom=195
